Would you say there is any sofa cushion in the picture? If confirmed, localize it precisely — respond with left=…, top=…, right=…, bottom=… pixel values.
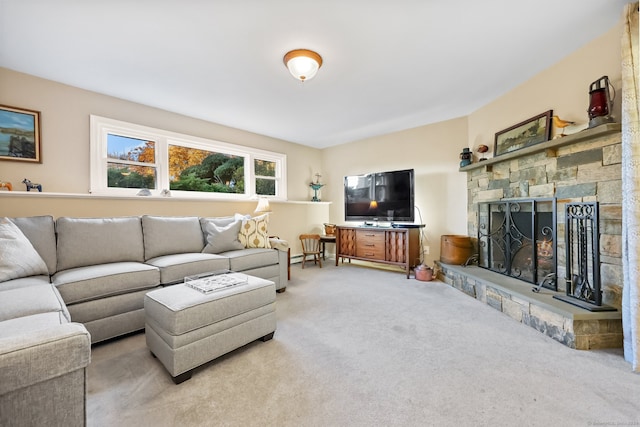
left=0, top=275, right=51, bottom=292
left=146, top=253, right=229, bottom=285
left=238, top=213, right=271, bottom=249
left=52, top=262, right=160, bottom=305
left=56, top=217, right=145, bottom=271
left=66, top=287, right=155, bottom=324
left=201, top=219, right=244, bottom=254
left=10, top=215, right=57, bottom=275
left=224, top=248, right=279, bottom=272
left=142, top=216, right=204, bottom=260
left=0, top=218, right=48, bottom=282
left=0, top=312, right=69, bottom=337
left=0, top=284, right=70, bottom=323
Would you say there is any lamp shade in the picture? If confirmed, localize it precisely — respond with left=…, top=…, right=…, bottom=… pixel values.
left=283, top=49, right=323, bottom=82
left=254, top=197, right=272, bottom=213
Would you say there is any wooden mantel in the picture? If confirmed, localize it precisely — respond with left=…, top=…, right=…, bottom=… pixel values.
left=460, top=123, right=622, bottom=172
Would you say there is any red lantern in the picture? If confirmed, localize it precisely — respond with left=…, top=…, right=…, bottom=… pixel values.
left=587, top=76, right=615, bottom=128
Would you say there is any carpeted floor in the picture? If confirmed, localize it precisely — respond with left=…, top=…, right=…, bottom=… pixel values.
left=87, top=261, right=640, bottom=427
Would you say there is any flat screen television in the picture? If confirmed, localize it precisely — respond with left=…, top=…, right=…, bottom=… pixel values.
left=344, top=168, right=415, bottom=223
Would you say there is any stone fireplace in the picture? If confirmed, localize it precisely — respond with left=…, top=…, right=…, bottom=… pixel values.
left=437, top=123, right=623, bottom=349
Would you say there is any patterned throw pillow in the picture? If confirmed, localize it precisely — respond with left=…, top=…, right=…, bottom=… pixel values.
left=0, top=218, right=48, bottom=282
left=238, top=213, right=271, bottom=249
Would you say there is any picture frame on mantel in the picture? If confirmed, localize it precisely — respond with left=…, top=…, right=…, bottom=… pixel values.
left=494, top=110, right=552, bottom=157
left=0, top=104, right=42, bottom=163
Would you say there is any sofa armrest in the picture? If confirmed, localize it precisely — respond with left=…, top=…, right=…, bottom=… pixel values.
left=268, top=237, right=289, bottom=252
left=268, top=238, right=290, bottom=283
left=0, top=322, right=91, bottom=395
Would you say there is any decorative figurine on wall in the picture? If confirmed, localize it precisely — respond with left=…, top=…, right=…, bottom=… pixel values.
left=22, top=178, right=42, bottom=192
left=309, top=173, right=324, bottom=202
left=0, top=181, right=12, bottom=191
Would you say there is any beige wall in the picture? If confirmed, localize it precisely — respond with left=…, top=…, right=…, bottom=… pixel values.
left=320, top=16, right=623, bottom=266
left=0, top=16, right=623, bottom=264
left=321, top=116, right=469, bottom=265
left=468, top=20, right=623, bottom=154
left=0, top=68, right=328, bottom=256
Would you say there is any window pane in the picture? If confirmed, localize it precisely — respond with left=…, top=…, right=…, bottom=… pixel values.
left=107, top=162, right=156, bottom=189
left=169, top=145, right=244, bottom=193
left=107, top=134, right=155, bottom=163
left=256, top=178, right=276, bottom=196
left=255, top=159, right=276, bottom=177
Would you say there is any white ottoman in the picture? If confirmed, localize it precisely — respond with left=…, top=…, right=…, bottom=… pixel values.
left=144, top=274, right=276, bottom=384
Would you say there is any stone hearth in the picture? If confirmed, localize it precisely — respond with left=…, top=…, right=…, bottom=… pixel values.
left=436, top=263, right=623, bottom=350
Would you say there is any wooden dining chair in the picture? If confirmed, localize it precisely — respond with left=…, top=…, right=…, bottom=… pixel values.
left=299, top=234, right=322, bottom=269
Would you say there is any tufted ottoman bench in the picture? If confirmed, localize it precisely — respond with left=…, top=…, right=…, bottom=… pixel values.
left=144, top=274, right=276, bottom=384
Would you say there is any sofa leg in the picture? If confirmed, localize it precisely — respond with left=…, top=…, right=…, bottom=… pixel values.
left=276, top=287, right=286, bottom=293
left=260, top=331, right=275, bottom=342
left=172, top=370, right=193, bottom=384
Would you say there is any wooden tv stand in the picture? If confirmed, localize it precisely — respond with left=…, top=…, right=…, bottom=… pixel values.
left=335, top=225, right=422, bottom=278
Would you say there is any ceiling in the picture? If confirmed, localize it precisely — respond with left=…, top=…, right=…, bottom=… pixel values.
left=0, top=1, right=628, bottom=149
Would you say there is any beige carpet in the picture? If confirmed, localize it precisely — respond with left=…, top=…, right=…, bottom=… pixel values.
left=87, top=261, right=639, bottom=427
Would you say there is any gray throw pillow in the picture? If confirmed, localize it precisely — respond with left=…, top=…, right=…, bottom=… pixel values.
left=202, top=220, right=244, bottom=254
left=0, top=217, right=48, bottom=282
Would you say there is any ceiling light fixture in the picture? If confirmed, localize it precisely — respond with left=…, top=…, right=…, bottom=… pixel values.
left=283, top=49, right=323, bottom=82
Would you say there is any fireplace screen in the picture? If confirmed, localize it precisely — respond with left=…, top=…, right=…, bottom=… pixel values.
left=478, top=198, right=557, bottom=289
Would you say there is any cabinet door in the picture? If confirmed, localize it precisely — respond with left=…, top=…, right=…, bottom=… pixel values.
left=385, top=230, right=409, bottom=263
left=337, top=228, right=356, bottom=256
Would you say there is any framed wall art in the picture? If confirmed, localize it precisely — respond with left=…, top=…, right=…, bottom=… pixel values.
left=0, top=104, right=41, bottom=163
left=494, top=110, right=552, bottom=157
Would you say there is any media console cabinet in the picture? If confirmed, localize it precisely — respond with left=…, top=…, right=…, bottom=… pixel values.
left=335, top=225, right=422, bottom=278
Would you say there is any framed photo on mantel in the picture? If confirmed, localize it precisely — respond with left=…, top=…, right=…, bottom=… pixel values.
left=494, top=110, right=552, bottom=157
left=0, top=104, right=42, bottom=163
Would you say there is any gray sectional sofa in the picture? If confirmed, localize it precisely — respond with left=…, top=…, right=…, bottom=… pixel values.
left=0, top=214, right=288, bottom=426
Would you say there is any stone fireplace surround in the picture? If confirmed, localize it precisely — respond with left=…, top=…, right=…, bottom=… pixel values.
left=437, top=124, right=623, bottom=350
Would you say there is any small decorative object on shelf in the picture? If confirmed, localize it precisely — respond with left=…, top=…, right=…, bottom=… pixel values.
left=477, top=144, right=489, bottom=161
left=0, top=181, right=12, bottom=191
left=587, top=75, right=616, bottom=128
left=309, top=173, right=324, bottom=202
left=22, top=178, right=41, bottom=192
left=136, top=188, right=152, bottom=196
left=552, top=115, right=576, bottom=138
left=160, top=189, right=171, bottom=197
left=459, top=147, right=472, bottom=167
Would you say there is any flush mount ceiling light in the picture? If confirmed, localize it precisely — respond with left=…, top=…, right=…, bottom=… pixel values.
left=283, top=49, right=323, bottom=82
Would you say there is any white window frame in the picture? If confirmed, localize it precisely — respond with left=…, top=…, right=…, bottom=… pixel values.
left=90, top=115, right=287, bottom=200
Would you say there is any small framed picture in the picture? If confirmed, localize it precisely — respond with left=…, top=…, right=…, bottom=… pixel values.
left=494, top=110, right=552, bottom=157
left=0, top=104, right=42, bottom=163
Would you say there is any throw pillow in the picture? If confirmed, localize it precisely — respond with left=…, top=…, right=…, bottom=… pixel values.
left=0, top=218, right=48, bottom=282
left=202, top=219, right=244, bottom=254
left=238, top=213, right=271, bottom=249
